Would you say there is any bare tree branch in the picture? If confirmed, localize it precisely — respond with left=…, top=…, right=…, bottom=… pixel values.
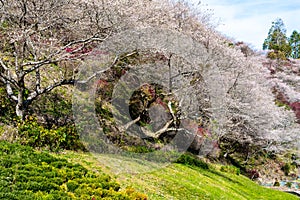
left=226, top=71, right=242, bottom=94
left=77, top=51, right=138, bottom=84
left=23, top=36, right=109, bottom=74
left=119, top=116, right=141, bottom=133
left=27, top=78, right=75, bottom=103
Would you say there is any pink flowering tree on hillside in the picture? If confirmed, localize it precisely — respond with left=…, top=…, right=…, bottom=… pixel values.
left=0, top=0, right=116, bottom=120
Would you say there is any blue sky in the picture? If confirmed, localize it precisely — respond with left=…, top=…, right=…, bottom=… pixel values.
left=190, top=0, right=300, bottom=50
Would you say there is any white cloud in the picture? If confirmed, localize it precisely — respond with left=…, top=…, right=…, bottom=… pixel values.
left=190, top=0, right=300, bottom=50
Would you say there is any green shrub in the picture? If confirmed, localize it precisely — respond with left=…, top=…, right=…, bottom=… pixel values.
left=124, top=187, right=148, bottom=200
left=275, top=100, right=291, bottom=110
left=273, top=181, right=280, bottom=187
left=67, top=180, right=79, bottom=192
left=28, top=89, right=74, bottom=129
left=124, top=145, right=153, bottom=153
left=0, top=141, right=146, bottom=199
left=286, top=182, right=292, bottom=188
left=0, top=86, right=16, bottom=123
left=18, top=117, right=85, bottom=151
left=267, top=51, right=287, bottom=60
left=175, top=153, right=209, bottom=169
left=282, top=163, right=291, bottom=176
left=220, top=165, right=241, bottom=175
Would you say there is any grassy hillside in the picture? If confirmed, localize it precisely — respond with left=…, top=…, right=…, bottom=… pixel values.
left=122, top=164, right=297, bottom=200
left=0, top=141, right=146, bottom=199
left=54, top=151, right=298, bottom=200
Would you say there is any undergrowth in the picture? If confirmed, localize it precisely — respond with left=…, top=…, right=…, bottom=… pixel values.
left=0, top=141, right=146, bottom=199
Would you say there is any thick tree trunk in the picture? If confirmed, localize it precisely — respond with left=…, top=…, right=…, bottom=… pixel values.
left=16, top=88, right=25, bottom=120
left=15, top=76, right=26, bottom=120
left=16, top=103, right=24, bottom=120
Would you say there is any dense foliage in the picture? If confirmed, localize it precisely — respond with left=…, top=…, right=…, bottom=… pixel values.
left=0, top=0, right=110, bottom=119
left=18, top=117, right=84, bottom=151
left=289, top=30, right=300, bottom=59
left=0, top=141, right=146, bottom=199
left=0, top=1, right=300, bottom=195
left=263, top=18, right=300, bottom=59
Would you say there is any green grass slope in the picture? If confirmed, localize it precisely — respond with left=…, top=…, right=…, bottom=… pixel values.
left=121, top=163, right=297, bottom=200
left=54, top=151, right=299, bottom=200
left=0, top=141, right=146, bottom=199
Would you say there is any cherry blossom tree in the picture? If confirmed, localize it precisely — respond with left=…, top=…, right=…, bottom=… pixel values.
left=1, top=0, right=299, bottom=156
left=0, top=0, right=114, bottom=119
left=105, top=1, right=300, bottom=154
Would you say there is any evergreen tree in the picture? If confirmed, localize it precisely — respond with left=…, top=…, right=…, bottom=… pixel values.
left=263, top=18, right=291, bottom=59
left=289, top=30, right=300, bottom=59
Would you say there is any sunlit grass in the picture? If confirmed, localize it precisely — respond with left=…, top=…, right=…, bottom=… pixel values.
left=53, top=151, right=298, bottom=200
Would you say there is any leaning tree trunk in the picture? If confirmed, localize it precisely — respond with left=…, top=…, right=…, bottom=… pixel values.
left=15, top=78, right=25, bottom=120
left=16, top=98, right=25, bottom=120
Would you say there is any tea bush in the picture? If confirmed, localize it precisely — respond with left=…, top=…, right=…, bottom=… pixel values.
left=18, top=117, right=85, bottom=151
left=220, top=165, right=241, bottom=175
left=0, top=141, right=146, bottom=199
left=175, top=153, right=209, bottom=170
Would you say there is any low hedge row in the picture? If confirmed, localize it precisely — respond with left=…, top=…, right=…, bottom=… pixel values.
left=0, top=141, right=147, bottom=199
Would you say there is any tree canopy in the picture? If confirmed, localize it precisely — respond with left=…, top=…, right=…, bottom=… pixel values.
left=263, top=18, right=291, bottom=59
left=0, top=0, right=300, bottom=163
left=0, top=0, right=110, bottom=119
left=289, top=30, right=300, bottom=59
left=263, top=18, right=300, bottom=59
